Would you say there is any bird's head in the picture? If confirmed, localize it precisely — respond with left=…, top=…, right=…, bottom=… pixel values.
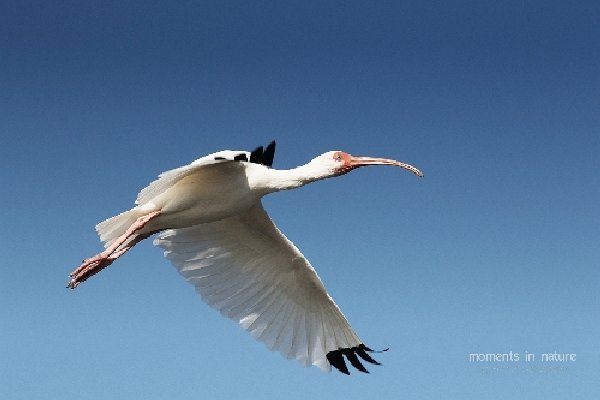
left=312, top=151, right=424, bottom=178
left=258, top=149, right=423, bottom=192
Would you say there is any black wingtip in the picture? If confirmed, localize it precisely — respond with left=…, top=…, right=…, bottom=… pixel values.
left=356, top=344, right=383, bottom=365
left=249, top=141, right=276, bottom=167
left=343, top=348, right=369, bottom=373
left=327, top=344, right=385, bottom=375
left=262, top=141, right=276, bottom=167
left=234, top=153, right=249, bottom=162
left=327, top=349, right=350, bottom=375
left=249, top=145, right=263, bottom=164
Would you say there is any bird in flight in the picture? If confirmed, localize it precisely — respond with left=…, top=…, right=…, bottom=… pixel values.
left=68, top=141, right=423, bottom=375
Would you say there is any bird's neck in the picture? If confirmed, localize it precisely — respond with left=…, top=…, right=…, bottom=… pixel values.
left=253, top=163, right=332, bottom=193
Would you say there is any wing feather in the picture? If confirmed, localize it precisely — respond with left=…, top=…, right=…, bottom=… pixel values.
left=135, top=158, right=227, bottom=206
left=154, top=202, right=381, bottom=373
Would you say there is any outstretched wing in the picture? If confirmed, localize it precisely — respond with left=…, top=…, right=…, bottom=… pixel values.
left=154, top=202, right=382, bottom=374
left=136, top=141, right=276, bottom=206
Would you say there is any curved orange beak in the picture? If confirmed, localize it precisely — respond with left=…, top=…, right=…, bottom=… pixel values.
left=348, top=155, right=424, bottom=177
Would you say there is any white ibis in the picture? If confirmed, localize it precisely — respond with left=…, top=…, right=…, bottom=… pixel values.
left=68, top=141, right=423, bottom=375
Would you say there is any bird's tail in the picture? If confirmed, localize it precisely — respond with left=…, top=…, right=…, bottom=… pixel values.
left=95, top=209, right=140, bottom=249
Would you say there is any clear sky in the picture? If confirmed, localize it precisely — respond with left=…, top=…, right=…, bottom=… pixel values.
left=1, top=1, right=599, bottom=399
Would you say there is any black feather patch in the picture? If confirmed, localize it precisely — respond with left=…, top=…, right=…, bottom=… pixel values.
left=355, top=344, right=382, bottom=365
left=327, top=349, right=350, bottom=375
left=249, top=141, right=276, bottom=167
left=233, top=153, right=248, bottom=162
left=249, top=146, right=262, bottom=164
left=213, top=142, right=276, bottom=165
left=326, top=344, right=384, bottom=375
left=261, top=141, right=276, bottom=167
left=343, top=348, right=369, bottom=373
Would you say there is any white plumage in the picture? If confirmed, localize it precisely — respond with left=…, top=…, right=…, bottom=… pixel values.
left=155, top=203, right=359, bottom=371
left=69, top=141, right=423, bottom=375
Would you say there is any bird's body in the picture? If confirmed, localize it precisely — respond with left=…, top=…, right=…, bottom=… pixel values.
left=102, top=161, right=258, bottom=240
left=69, top=141, right=423, bottom=375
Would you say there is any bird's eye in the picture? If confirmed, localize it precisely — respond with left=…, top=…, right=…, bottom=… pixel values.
left=334, top=153, right=343, bottom=162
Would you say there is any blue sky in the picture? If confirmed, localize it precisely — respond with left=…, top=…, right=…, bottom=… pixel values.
left=1, top=1, right=598, bottom=398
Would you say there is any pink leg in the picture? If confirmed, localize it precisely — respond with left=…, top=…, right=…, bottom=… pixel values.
left=67, top=210, right=161, bottom=289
